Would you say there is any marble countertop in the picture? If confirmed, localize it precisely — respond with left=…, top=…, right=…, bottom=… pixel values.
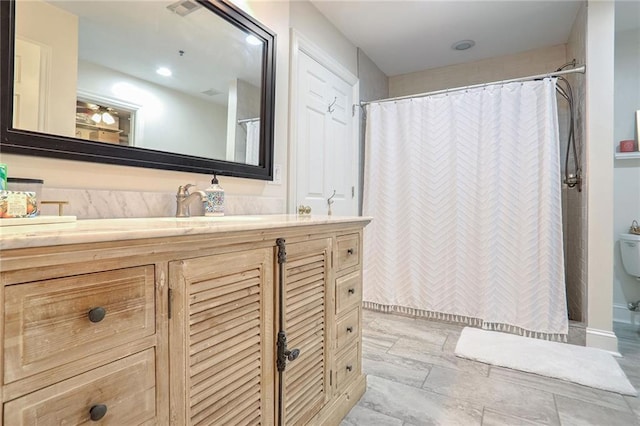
left=0, top=215, right=372, bottom=250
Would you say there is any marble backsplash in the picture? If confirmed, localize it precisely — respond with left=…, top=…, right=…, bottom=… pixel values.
left=39, top=187, right=285, bottom=219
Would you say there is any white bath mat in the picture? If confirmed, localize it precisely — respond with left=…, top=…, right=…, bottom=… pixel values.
left=455, top=327, right=637, bottom=396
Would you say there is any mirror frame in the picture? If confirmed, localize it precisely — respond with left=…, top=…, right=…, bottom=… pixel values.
left=0, top=0, right=276, bottom=180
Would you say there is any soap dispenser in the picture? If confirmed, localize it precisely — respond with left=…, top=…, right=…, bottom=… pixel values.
left=204, top=173, right=225, bottom=217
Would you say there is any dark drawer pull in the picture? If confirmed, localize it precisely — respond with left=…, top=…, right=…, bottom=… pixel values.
left=346, top=364, right=353, bottom=372
left=346, top=326, right=353, bottom=333
left=90, top=404, right=108, bottom=421
left=88, top=307, right=106, bottom=323
left=347, top=248, right=354, bottom=255
left=348, top=288, right=355, bottom=295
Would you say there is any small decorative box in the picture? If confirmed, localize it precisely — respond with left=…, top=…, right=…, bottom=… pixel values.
left=620, top=140, right=636, bottom=152
left=0, top=191, right=38, bottom=218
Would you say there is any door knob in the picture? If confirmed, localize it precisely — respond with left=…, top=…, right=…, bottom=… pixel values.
left=298, top=205, right=311, bottom=215
left=286, top=348, right=300, bottom=361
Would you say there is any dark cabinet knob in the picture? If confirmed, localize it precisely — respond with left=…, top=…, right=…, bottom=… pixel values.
left=346, top=364, right=353, bottom=372
left=89, top=404, right=107, bottom=421
left=347, top=248, right=354, bottom=255
left=348, top=288, right=355, bottom=295
left=88, top=307, right=106, bottom=323
left=346, top=326, right=353, bottom=333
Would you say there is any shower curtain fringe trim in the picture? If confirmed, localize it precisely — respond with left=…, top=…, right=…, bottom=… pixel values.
left=363, top=302, right=568, bottom=343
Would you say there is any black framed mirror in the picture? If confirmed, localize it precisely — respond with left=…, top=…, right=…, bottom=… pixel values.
left=0, top=0, right=276, bottom=180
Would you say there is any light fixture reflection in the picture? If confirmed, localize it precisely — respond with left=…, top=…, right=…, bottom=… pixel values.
left=156, top=67, right=172, bottom=77
left=101, top=112, right=115, bottom=125
left=90, top=110, right=116, bottom=125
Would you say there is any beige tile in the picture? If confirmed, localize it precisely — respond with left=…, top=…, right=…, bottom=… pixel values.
left=340, top=404, right=403, bottom=426
left=362, top=353, right=431, bottom=388
left=624, top=395, right=640, bottom=423
left=367, top=318, right=449, bottom=348
left=360, top=375, right=483, bottom=425
left=555, top=395, right=637, bottom=426
left=441, top=333, right=459, bottom=353
left=346, top=312, right=640, bottom=426
left=482, top=408, right=547, bottom=426
left=489, top=366, right=630, bottom=412
left=423, top=366, right=560, bottom=425
left=388, top=337, right=490, bottom=376
left=362, top=333, right=396, bottom=355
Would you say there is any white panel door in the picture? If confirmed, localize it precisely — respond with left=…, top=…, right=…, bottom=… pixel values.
left=13, top=38, right=45, bottom=131
left=296, top=51, right=357, bottom=216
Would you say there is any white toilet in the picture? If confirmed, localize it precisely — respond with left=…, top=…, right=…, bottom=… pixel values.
left=620, top=233, right=640, bottom=280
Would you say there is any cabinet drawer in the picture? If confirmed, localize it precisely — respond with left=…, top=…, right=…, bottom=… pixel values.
left=335, top=270, right=361, bottom=316
left=336, top=308, right=359, bottom=352
left=4, top=266, right=155, bottom=383
left=4, top=349, right=156, bottom=426
left=335, top=343, right=360, bottom=392
left=336, top=234, right=359, bottom=272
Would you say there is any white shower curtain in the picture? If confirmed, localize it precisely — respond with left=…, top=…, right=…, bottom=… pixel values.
left=245, top=120, right=260, bottom=166
left=362, top=78, right=568, bottom=339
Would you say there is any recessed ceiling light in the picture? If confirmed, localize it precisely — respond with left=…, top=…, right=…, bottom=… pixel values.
left=156, top=67, right=172, bottom=77
left=246, top=35, right=261, bottom=46
left=452, top=40, right=475, bottom=51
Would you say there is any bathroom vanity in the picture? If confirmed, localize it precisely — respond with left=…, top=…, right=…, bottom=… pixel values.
left=0, top=215, right=370, bottom=425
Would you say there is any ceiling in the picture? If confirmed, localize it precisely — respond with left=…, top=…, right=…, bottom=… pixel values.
left=310, top=0, right=638, bottom=77
left=41, top=1, right=263, bottom=105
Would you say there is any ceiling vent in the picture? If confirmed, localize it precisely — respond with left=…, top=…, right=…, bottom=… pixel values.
left=167, top=0, right=202, bottom=17
left=201, top=88, right=222, bottom=97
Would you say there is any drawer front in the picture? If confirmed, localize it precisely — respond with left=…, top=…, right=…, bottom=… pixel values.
left=336, top=234, right=360, bottom=272
left=4, top=349, right=156, bottom=425
left=335, top=343, right=360, bottom=392
left=4, top=266, right=155, bottom=383
left=335, top=270, right=361, bottom=316
left=336, top=308, right=359, bottom=351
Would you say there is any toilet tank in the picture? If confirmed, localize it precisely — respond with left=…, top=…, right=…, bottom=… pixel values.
left=620, top=233, right=640, bottom=278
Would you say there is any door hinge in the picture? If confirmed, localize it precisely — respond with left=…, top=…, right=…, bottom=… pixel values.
left=276, top=238, right=287, bottom=264
left=168, top=288, right=173, bottom=319
left=330, top=369, right=333, bottom=386
left=352, top=186, right=355, bottom=199
left=277, top=330, right=300, bottom=372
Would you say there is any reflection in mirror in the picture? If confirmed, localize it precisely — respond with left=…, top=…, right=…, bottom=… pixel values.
left=5, top=0, right=274, bottom=176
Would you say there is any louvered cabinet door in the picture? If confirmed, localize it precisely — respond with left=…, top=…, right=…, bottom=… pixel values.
left=169, top=248, right=274, bottom=426
left=281, top=239, right=332, bottom=426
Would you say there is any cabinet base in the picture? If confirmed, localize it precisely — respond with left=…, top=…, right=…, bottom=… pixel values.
left=309, top=374, right=367, bottom=426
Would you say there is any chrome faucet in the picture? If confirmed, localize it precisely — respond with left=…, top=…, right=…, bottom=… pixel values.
left=176, top=184, right=207, bottom=217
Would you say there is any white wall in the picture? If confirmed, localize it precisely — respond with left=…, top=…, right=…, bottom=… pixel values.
left=78, top=61, right=228, bottom=159
left=389, top=44, right=567, bottom=97
left=613, top=26, right=640, bottom=324
left=289, top=1, right=358, bottom=76
left=585, top=0, right=617, bottom=352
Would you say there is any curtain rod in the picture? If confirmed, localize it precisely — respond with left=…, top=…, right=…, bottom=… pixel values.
left=360, top=65, right=586, bottom=107
left=237, top=117, right=260, bottom=124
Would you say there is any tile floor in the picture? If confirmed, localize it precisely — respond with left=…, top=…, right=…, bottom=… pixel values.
left=341, top=310, right=640, bottom=426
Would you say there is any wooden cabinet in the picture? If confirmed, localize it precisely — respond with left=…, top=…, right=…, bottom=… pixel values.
left=168, top=248, right=275, bottom=425
left=5, top=350, right=157, bottom=426
left=0, top=218, right=369, bottom=425
left=4, top=266, right=155, bottom=384
left=1, top=261, right=164, bottom=425
left=280, top=238, right=331, bottom=425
